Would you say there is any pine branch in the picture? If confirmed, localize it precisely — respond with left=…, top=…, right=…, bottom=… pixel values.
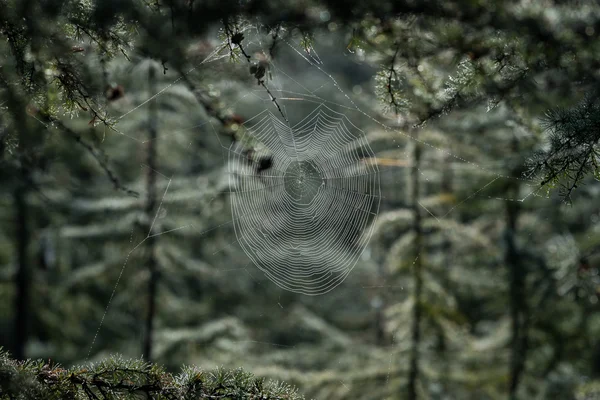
left=222, top=22, right=288, bottom=122
left=386, top=45, right=402, bottom=115
left=0, top=349, right=305, bottom=399
left=259, top=80, right=287, bottom=122
left=525, top=93, right=600, bottom=201
left=39, top=115, right=139, bottom=198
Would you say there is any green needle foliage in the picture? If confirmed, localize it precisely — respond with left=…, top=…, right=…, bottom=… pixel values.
left=0, top=349, right=304, bottom=400
left=527, top=93, right=600, bottom=202
left=2, top=1, right=600, bottom=400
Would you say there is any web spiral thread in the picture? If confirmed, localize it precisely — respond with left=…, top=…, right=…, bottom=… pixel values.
left=229, top=104, right=381, bottom=295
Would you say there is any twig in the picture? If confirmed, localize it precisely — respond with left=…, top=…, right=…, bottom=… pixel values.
left=223, top=21, right=287, bottom=121
left=386, top=45, right=402, bottom=115
left=237, top=42, right=251, bottom=61
left=47, top=117, right=139, bottom=198
left=268, top=23, right=282, bottom=58
left=259, top=80, right=287, bottom=122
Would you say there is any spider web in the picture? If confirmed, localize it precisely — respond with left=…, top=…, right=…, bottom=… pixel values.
left=82, top=25, right=548, bottom=362
left=229, top=104, right=380, bottom=295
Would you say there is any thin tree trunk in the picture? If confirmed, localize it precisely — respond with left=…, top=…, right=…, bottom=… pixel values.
left=374, top=249, right=387, bottom=345
left=506, top=182, right=527, bottom=399
left=440, top=152, right=453, bottom=291
left=13, top=183, right=29, bottom=360
left=437, top=153, right=454, bottom=394
left=0, top=126, right=7, bottom=160
left=407, top=137, right=423, bottom=400
left=4, top=72, right=32, bottom=360
left=373, top=293, right=385, bottom=345
left=143, top=63, right=159, bottom=362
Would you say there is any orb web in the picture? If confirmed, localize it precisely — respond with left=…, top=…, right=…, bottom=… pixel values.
left=229, top=104, right=381, bottom=295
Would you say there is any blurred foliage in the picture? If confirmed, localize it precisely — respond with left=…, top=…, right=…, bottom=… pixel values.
left=0, top=348, right=304, bottom=399
left=1, top=1, right=600, bottom=400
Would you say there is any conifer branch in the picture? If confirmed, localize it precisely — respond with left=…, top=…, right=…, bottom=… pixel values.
left=526, top=93, right=600, bottom=201
left=0, top=349, right=304, bottom=399
left=45, top=116, right=139, bottom=198
left=386, top=45, right=402, bottom=115
left=222, top=21, right=287, bottom=121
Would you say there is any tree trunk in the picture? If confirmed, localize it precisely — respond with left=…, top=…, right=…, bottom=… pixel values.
left=13, top=184, right=29, bottom=360
left=437, top=152, right=454, bottom=394
left=375, top=248, right=387, bottom=345
left=407, top=137, right=423, bottom=400
left=373, top=294, right=385, bottom=345
left=506, top=182, right=527, bottom=399
left=142, top=63, right=159, bottom=362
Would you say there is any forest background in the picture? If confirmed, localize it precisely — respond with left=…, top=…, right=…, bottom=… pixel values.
left=1, top=0, right=600, bottom=399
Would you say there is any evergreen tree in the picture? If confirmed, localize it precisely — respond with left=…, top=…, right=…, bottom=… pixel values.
left=2, top=1, right=600, bottom=400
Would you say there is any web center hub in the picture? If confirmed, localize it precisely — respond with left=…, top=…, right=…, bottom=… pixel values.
left=284, top=160, right=322, bottom=205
